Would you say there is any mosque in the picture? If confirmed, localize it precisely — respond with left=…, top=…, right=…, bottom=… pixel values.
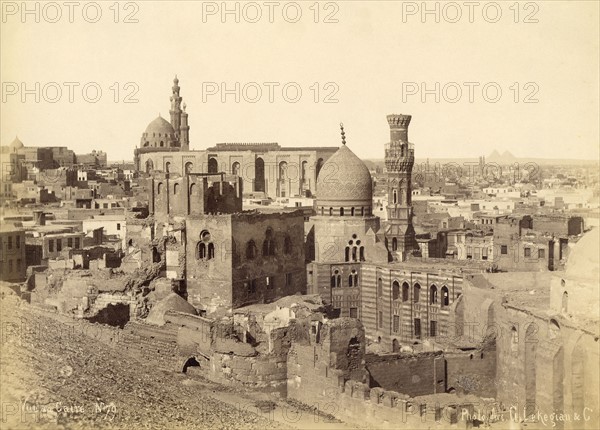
left=134, top=77, right=338, bottom=199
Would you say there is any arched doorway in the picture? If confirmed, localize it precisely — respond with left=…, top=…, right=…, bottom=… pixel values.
left=208, top=157, right=218, bottom=174
left=255, top=157, right=265, bottom=192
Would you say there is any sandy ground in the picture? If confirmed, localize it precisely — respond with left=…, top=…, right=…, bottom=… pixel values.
left=0, top=290, right=359, bottom=430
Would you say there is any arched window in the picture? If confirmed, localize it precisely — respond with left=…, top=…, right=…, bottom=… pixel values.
left=196, top=230, right=214, bottom=261
left=232, top=162, right=240, bottom=175
left=145, top=159, right=154, bottom=173
left=157, top=182, right=163, bottom=194
left=351, top=246, right=357, bottom=261
left=173, top=183, right=179, bottom=194
left=165, top=162, right=171, bottom=173
left=345, top=247, right=350, bottom=262
left=402, top=282, right=410, bottom=301
left=430, top=285, right=438, bottom=304
left=441, top=286, right=449, bottom=306
left=562, top=291, right=568, bottom=313
left=351, top=207, right=355, bottom=216
left=413, top=283, right=421, bottom=302
left=349, top=270, right=358, bottom=287
left=196, top=242, right=206, bottom=260
left=392, top=281, right=400, bottom=301
left=393, top=189, right=398, bottom=204
left=340, top=207, right=344, bottom=216
left=510, top=326, right=519, bottom=353
left=278, top=161, right=288, bottom=180
left=330, top=269, right=341, bottom=288
left=359, top=246, right=365, bottom=261
left=320, top=207, right=324, bottom=216
left=301, top=160, right=308, bottom=182
left=246, top=240, right=257, bottom=260
left=262, top=228, right=275, bottom=256
left=315, top=158, right=324, bottom=181
left=185, top=162, right=193, bottom=174
left=392, top=237, right=398, bottom=251
left=329, top=207, right=333, bottom=216
left=284, top=235, right=293, bottom=255
left=160, top=141, right=164, bottom=147
left=361, top=207, right=364, bottom=216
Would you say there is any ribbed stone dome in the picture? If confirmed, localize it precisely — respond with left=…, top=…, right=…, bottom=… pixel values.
left=316, top=145, right=372, bottom=213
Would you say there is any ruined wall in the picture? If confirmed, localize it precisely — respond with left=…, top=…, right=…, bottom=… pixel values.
left=445, top=345, right=497, bottom=398
left=366, top=352, right=445, bottom=397
left=231, top=211, right=307, bottom=309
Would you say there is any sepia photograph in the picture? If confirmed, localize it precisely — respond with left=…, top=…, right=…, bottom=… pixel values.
left=0, top=1, right=599, bottom=429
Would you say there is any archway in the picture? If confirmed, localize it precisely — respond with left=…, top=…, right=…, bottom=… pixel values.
left=255, top=157, right=265, bottom=192
left=208, top=157, right=218, bottom=174
left=182, top=357, right=200, bottom=373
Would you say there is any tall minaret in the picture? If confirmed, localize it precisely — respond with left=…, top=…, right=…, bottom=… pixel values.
left=384, top=114, right=416, bottom=260
left=180, top=102, right=190, bottom=150
left=169, top=75, right=182, bottom=144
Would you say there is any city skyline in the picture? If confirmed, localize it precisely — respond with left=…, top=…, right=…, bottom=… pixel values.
left=2, top=1, right=599, bottom=162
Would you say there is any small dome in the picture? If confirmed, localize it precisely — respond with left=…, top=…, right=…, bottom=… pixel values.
left=145, top=292, right=196, bottom=326
left=316, top=144, right=372, bottom=208
left=565, top=228, right=599, bottom=281
left=145, top=116, right=175, bottom=136
left=9, top=136, right=24, bottom=150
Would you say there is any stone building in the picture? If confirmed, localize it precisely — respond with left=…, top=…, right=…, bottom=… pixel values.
left=147, top=169, right=307, bottom=316
left=306, top=116, right=484, bottom=351
left=133, top=77, right=338, bottom=199
left=454, top=227, right=599, bottom=429
left=0, top=223, right=26, bottom=282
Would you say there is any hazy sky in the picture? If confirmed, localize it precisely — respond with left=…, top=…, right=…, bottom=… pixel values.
left=1, top=1, right=598, bottom=161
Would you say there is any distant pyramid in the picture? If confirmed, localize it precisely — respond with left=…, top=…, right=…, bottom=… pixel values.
left=501, top=150, right=516, bottom=159
left=488, top=150, right=502, bottom=160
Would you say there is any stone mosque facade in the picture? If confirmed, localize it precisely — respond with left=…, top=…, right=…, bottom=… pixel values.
left=134, top=77, right=337, bottom=199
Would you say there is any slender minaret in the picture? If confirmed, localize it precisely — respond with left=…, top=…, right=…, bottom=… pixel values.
left=180, top=102, right=190, bottom=150
left=169, top=75, right=182, bottom=145
left=385, top=114, right=416, bottom=259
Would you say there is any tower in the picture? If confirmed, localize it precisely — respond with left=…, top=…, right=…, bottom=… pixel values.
left=169, top=75, right=182, bottom=135
left=384, top=114, right=416, bottom=260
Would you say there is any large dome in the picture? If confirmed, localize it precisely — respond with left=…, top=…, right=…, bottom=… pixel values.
left=565, top=228, right=599, bottom=281
left=140, top=115, right=179, bottom=149
left=316, top=144, right=373, bottom=215
left=145, top=115, right=175, bottom=136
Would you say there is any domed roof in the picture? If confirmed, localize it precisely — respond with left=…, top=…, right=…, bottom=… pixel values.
left=9, top=136, right=24, bottom=149
left=144, top=115, right=175, bottom=136
left=145, top=292, right=196, bottom=326
left=316, top=144, right=372, bottom=204
left=565, top=228, right=599, bottom=281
